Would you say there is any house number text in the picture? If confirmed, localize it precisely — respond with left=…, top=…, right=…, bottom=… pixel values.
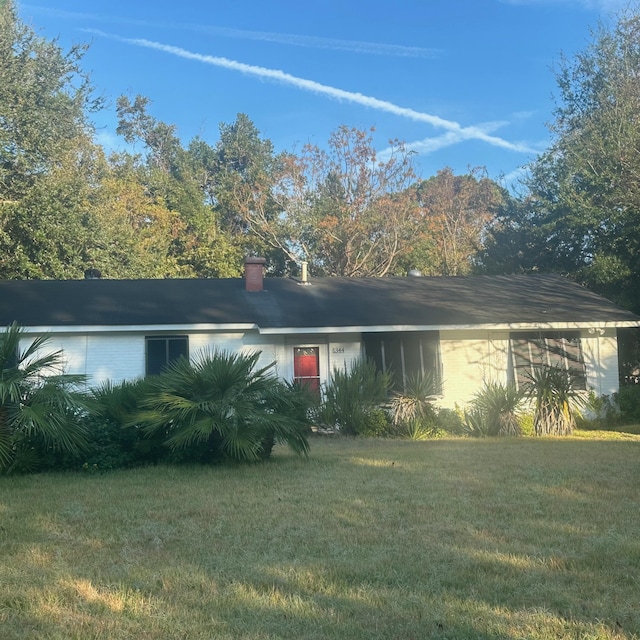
left=332, top=347, right=345, bottom=354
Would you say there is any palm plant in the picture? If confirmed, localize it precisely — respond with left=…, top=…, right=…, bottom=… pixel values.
left=0, top=323, right=87, bottom=473
left=389, top=371, right=439, bottom=439
left=318, top=359, right=392, bottom=436
left=89, top=378, right=151, bottom=427
left=526, top=366, right=588, bottom=436
left=135, top=349, right=311, bottom=463
left=461, top=407, right=488, bottom=437
left=469, top=380, right=523, bottom=436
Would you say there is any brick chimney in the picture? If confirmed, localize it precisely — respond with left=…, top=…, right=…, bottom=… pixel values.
left=244, top=256, right=266, bottom=292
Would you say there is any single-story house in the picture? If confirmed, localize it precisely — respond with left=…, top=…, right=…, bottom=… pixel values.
left=1, top=257, right=639, bottom=408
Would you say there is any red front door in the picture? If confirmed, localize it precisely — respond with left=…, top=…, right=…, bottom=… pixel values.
left=293, top=347, right=320, bottom=393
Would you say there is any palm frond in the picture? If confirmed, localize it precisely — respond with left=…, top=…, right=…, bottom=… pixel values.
left=390, top=371, right=438, bottom=426
left=0, top=421, right=14, bottom=471
left=134, top=348, right=311, bottom=463
left=525, top=366, right=588, bottom=436
left=0, top=324, right=88, bottom=473
left=468, top=381, right=523, bottom=436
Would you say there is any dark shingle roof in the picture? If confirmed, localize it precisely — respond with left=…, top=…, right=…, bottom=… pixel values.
left=0, top=274, right=637, bottom=330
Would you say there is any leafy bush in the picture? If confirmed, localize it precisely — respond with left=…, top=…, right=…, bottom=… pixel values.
left=435, top=407, right=464, bottom=435
left=317, top=360, right=391, bottom=436
left=84, top=379, right=158, bottom=469
left=518, top=412, right=535, bottom=437
left=135, top=349, right=311, bottom=463
left=576, top=387, right=640, bottom=432
left=23, top=378, right=158, bottom=473
left=612, top=385, right=640, bottom=426
left=357, top=407, right=392, bottom=437
left=575, top=392, right=619, bottom=430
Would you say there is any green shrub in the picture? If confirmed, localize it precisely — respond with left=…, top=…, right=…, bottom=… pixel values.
left=575, top=392, right=620, bottom=430
left=435, top=407, right=465, bottom=435
left=613, top=385, right=640, bottom=426
left=72, top=414, right=142, bottom=471
left=385, top=372, right=442, bottom=440
left=576, top=387, right=640, bottom=432
left=29, top=378, right=164, bottom=473
left=318, top=360, right=391, bottom=436
left=357, top=407, right=392, bottom=437
left=136, top=349, right=311, bottom=463
left=88, top=378, right=162, bottom=467
left=392, top=417, right=443, bottom=440
left=518, top=412, right=535, bottom=437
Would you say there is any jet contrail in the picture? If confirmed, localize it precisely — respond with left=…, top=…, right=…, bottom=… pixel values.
left=396, top=119, right=526, bottom=155
left=89, top=30, right=536, bottom=154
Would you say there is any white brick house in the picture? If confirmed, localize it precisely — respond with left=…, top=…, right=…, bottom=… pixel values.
left=2, top=258, right=639, bottom=408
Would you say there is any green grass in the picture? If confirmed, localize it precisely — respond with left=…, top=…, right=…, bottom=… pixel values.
left=2, top=435, right=640, bottom=639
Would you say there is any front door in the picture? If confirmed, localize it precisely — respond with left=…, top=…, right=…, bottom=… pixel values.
left=293, top=347, right=320, bottom=394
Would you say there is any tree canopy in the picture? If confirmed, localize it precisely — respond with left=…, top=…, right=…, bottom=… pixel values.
left=483, top=9, right=640, bottom=312
left=2, top=0, right=640, bottom=316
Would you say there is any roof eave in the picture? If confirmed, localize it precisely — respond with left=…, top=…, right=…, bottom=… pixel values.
left=258, top=320, right=640, bottom=334
left=17, top=323, right=260, bottom=334
left=13, top=319, right=640, bottom=336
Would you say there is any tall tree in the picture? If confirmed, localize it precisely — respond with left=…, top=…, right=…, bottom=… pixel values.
left=0, top=1, right=107, bottom=279
left=211, top=113, right=294, bottom=274
left=484, top=10, right=640, bottom=311
left=115, top=96, right=243, bottom=277
left=284, top=126, right=419, bottom=277
left=0, top=0, right=99, bottom=202
left=408, top=167, right=504, bottom=276
left=87, top=165, right=187, bottom=278
left=0, top=134, right=107, bottom=278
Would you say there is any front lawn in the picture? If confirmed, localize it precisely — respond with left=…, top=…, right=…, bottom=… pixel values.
left=1, top=436, right=640, bottom=639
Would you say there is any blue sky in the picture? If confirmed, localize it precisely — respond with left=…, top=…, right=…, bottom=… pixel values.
left=18, top=0, right=625, bottom=188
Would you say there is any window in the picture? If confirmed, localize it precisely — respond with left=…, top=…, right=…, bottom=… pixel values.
left=510, top=331, right=586, bottom=390
left=363, top=331, right=442, bottom=393
left=145, top=336, right=188, bottom=376
left=293, top=347, right=320, bottom=394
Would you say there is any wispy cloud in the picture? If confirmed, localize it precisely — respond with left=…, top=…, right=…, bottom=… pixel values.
left=22, top=5, right=440, bottom=58
left=88, top=30, right=536, bottom=156
left=21, top=5, right=159, bottom=28
left=500, top=0, right=626, bottom=10
left=94, top=130, right=125, bottom=154
left=192, top=26, right=442, bottom=58
left=501, top=165, right=529, bottom=186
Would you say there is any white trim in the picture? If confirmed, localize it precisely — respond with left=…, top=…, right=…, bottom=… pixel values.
left=13, top=319, right=640, bottom=336
left=258, top=320, right=640, bottom=334
left=17, top=323, right=259, bottom=335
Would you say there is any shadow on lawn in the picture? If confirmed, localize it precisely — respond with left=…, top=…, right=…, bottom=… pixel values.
left=17, top=554, right=633, bottom=640
left=4, top=438, right=640, bottom=639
